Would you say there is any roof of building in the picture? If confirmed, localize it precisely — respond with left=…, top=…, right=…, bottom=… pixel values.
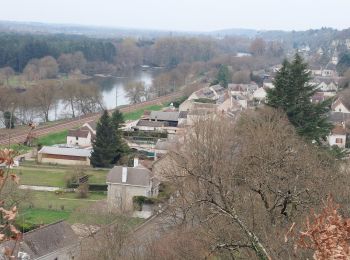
left=155, top=139, right=177, bottom=151
left=136, top=120, right=165, bottom=127
left=331, top=124, right=346, bottom=135
left=67, top=129, right=90, bottom=138
left=150, top=111, right=179, bottom=122
left=5, top=221, right=79, bottom=259
left=333, top=97, right=350, bottom=111
left=329, top=112, right=350, bottom=123
left=38, top=146, right=91, bottom=157
left=106, top=166, right=151, bottom=186
left=85, top=121, right=97, bottom=131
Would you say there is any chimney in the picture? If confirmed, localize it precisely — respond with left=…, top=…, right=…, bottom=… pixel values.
left=122, top=167, right=127, bottom=183
left=134, top=157, right=139, bottom=167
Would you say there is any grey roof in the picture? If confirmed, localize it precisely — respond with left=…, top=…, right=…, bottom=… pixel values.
left=38, top=146, right=91, bottom=157
left=106, top=166, right=151, bottom=186
left=155, top=139, right=176, bottom=151
left=136, top=120, right=165, bottom=127
left=84, top=121, right=97, bottom=131
left=67, top=129, right=90, bottom=138
left=2, top=221, right=79, bottom=259
left=210, top=84, right=225, bottom=92
left=329, top=112, right=350, bottom=123
left=150, top=111, right=179, bottom=122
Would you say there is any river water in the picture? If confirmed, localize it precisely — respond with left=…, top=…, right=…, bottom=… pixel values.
left=48, top=68, right=159, bottom=121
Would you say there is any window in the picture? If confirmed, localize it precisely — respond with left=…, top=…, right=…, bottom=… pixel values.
left=336, top=138, right=343, bottom=144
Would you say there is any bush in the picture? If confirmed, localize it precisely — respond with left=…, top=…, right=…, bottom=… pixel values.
left=76, top=183, right=89, bottom=198
left=15, top=222, right=39, bottom=233
left=133, top=196, right=155, bottom=211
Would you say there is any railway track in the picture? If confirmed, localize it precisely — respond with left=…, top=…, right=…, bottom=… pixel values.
left=0, top=91, right=183, bottom=146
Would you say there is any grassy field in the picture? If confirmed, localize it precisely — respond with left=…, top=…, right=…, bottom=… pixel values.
left=18, top=190, right=106, bottom=227
left=0, top=143, right=32, bottom=154
left=15, top=164, right=108, bottom=187
left=123, top=104, right=164, bottom=120
left=37, top=130, right=68, bottom=146
left=17, top=190, right=142, bottom=229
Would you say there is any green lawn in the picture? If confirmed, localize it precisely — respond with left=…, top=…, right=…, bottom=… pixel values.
left=0, top=144, right=32, bottom=155
left=17, top=190, right=142, bottom=229
left=15, top=164, right=108, bottom=187
left=37, top=130, right=68, bottom=146
left=124, top=104, right=164, bottom=120
left=18, top=190, right=106, bottom=228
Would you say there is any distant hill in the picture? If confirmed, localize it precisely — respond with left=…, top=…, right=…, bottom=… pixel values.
left=0, top=20, right=191, bottom=39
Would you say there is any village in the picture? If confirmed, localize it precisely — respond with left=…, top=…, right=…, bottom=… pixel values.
left=3, top=41, right=350, bottom=258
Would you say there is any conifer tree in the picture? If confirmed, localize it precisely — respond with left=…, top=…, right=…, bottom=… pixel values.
left=111, top=109, right=129, bottom=157
left=267, top=54, right=332, bottom=142
left=90, top=110, right=119, bottom=167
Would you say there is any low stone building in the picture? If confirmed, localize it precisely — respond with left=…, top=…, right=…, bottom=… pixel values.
left=38, top=146, right=91, bottom=166
left=107, top=161, right=159, bottom=212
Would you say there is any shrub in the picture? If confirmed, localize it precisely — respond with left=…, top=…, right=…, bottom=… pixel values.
left=76, top=183, right=89, bottom=198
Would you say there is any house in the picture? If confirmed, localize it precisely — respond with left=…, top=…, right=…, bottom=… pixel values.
left=209, top=84, right=226, bottom=99
left=154, top=138, right=177, bottom=159
left=66, top=127, right=93, bottom=147
left=106, top=160, right=159, bottom=212
left=149, top=111, right=179, bottom=127
left=228, top=83, right=259, bottom=96
left=1, top=221, right=80, bottom=260
left=188, top=86, right=216, bottom=101
left=253, top=87, right=268, bottom=101
left=263, top=80, right=275, bottom=89
left=134, top=120, right=166, bottom=132
left=38, top=146, right=91, bottom=166
left=311, top=92, right=327, bottom=104
left=332, top=98, right=350, bottom=113
left=82, top=121, right=97, bottom=135
left=328, top=124, right=347, bottom=148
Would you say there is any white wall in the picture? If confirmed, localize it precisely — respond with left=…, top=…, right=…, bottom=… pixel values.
left=333, top=103, right=350, bottom=113
left=38, top=154, right=90, bottom=166
left=107, top=184, right=150, bottom=212
left=328, top=134, right=346, bottom=148
left=66, top=133, right=91, bottom=147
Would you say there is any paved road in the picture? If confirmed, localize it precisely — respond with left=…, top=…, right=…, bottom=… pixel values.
left=0, top=91, right=183, bottom=146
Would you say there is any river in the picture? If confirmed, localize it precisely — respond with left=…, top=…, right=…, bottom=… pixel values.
left=48, top=68, right=161, bottom=121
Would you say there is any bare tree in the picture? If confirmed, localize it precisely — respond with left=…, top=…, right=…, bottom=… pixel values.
left=124, top=81, right=145, bottom=104
left=232, top=70, right=251, bottom=84
left=28, top=81, right=58, bottom=122
left=250, top=38, right=267, bottom=56
left=158, top=108, right=345, bottom=259
left=74, top=83, right=104, bottom=115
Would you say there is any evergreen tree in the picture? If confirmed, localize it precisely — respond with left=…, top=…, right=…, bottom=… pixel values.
left=111, top=109, right=129, bottom=157
left=90, top=110, right=119, bottom=167
left=212, top=65, right=231, bottom=88
left=4, top=111, right=15, bottom=129
left=267, top=54, right=332, bottom=142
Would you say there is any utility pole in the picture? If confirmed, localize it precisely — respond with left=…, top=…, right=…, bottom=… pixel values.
left=115, top=88, right=118, bottom=108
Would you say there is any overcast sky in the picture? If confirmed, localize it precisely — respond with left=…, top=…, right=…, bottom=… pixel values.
left=1, top=0, right=349, bottom=32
